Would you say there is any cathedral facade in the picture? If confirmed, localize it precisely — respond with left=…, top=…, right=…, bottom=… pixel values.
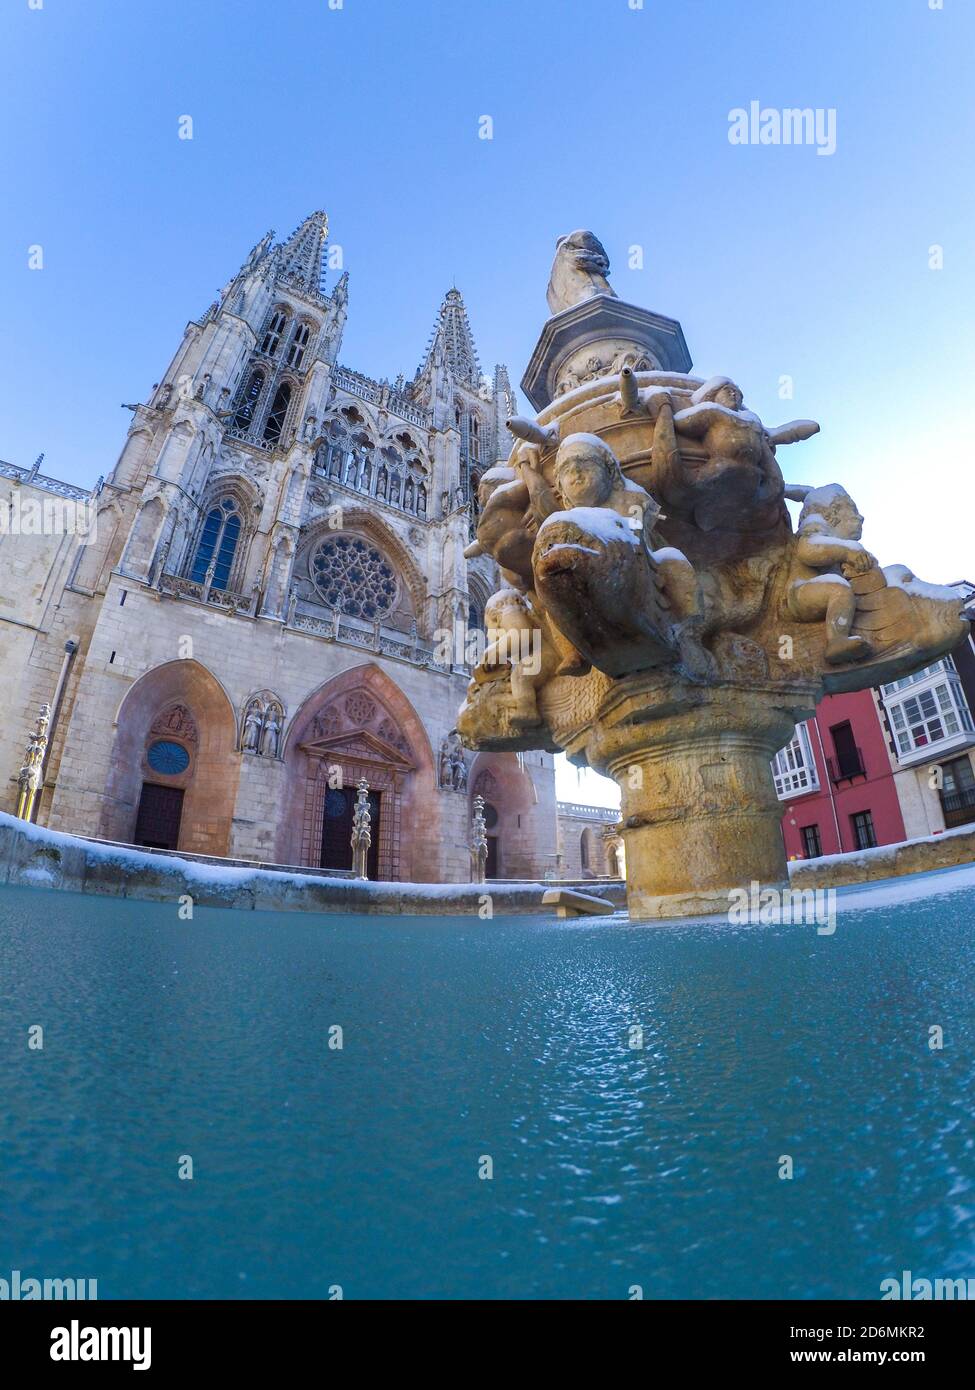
left=0, top=211, right=565, bottom=882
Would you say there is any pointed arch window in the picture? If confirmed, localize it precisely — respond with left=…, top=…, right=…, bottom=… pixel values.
left=261, top=310, right=289, bottom=356
left=287, top=322, right=312, bottom=370
left=190, top=497, right=243, bottom=591
left=470, top=415, right=482, bottom=462
left=262, top=382, right=293, bottom=444
left=233, top=370, right=264, bottom=429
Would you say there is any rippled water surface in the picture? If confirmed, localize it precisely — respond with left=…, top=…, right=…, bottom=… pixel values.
left=1, top=869, right=973, bottom=1299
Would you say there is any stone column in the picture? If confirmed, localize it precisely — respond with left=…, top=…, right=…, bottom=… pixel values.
left=585, top=679, right=816, bottom=920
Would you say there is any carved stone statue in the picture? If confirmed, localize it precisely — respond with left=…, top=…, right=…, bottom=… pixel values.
left=546, top=230, right=616, bottom=315
left=449, top=743, right=468, bottom=791
left=456, top=228, right=970, bottom=921
left=783, top=484, right=875, bottom=663
left=241, top=701, right=262, bottom=753
left=530, top=433, right=713, bottom=681
left=439, top=737, right=453, bottom=789
left=260, top=706, right=282, bottom=758
left=470, top=589, right=549, bottom=731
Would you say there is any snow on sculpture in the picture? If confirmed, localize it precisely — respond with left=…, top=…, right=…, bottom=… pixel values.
left=457, top=231, right=970, bottom=919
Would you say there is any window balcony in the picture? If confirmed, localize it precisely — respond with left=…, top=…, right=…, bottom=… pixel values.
left=826, top=748, right=867, bottom=784
left=772, top=723, right=820, bottom=800
left=888, top=725, right=975, bottom=769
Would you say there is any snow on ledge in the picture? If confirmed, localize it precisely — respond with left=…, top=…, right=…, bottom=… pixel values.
left=0, top=811, right=548, bottom=900
left=787, top=820, right=975, bottom=873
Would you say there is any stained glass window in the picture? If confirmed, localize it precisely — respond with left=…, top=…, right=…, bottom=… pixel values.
left=147, top=740, right=191, bottom=775
left=190, top=497, right=241, bottom=590
left=311, top=536, right=397, bottom=620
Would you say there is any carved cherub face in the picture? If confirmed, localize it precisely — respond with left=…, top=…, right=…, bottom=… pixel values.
left=716, top=383, right=743, bottom=411
left=555, top=435, right=617, bottom=509
left=692, top=376, right=744, bottom=412
left=476, top=465, right=515, bottom=510
left=485, top=590, right=530, bottom=630
left=830, top=499, right=865, bottom=541
left=799, top=487, right=864, bottom=541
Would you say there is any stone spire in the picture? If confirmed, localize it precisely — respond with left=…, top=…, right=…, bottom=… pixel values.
left=241, top=229, right=275, bottom=276
left=492, top=364, right=517, bottom=462
left=274, top=211, right=329, bottom=295
left=421, top=288, right=481, bottom=388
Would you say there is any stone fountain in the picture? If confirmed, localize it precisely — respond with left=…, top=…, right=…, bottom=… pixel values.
left=457, top=230, right=969, bottom=919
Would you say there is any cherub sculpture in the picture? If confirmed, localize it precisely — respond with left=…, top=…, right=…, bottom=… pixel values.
left=463, top=465, right=535, bottom=589
left=530, top=433, right=712, bottom=679
left=641, top=375, right=818, bottom=532
left=782, top=483, right=876, bottom=663
left=469, top=588, right=548, bottom=730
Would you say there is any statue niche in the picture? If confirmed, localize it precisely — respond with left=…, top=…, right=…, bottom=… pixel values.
left=240, top=692, right=285, bottom=758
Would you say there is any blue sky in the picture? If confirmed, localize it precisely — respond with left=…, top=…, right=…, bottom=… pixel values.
left=2, top=0, right=973, bottom=805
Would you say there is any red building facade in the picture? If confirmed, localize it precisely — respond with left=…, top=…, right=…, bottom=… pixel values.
left=775, top=688, right=906, bottom=860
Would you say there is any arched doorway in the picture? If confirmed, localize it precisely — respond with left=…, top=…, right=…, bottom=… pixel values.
left=277, top=664, right=437, bottom=880
left=103, top=660, right=239, bottom=854
left=469, top=753, right=538, bottom=880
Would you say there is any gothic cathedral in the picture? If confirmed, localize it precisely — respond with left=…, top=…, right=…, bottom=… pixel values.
left=0, top=211, right=568, bottom=881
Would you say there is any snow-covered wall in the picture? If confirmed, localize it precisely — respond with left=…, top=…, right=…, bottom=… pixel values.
left=0, top=812, right=625, bottom=916
left=789, top=822, right=975, bottom=889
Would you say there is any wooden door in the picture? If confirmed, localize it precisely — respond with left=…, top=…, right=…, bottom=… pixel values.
left=321, top=786, right=381, bottom=877
left=134, top=783, right=184, bottom=850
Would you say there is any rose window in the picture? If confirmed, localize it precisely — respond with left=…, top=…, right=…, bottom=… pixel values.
left=311, top=537, right=398, bottom=619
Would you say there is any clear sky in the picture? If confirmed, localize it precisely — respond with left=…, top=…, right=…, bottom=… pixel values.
left=2, top=0, right=972, bottom=807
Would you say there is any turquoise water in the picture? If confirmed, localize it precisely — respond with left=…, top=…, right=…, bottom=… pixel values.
left=1, top=870, right=973, bottom=1300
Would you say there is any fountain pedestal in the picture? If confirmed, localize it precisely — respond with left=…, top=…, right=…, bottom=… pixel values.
left=581, top=679, right=816, bottom=918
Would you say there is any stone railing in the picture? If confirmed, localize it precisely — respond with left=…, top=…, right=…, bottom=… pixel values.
left=0, top=459, right=93, bottom=502
left=158, top=573, right=257, bottom=615
left=289, top=610, right=450, bottom=671
left=332, top=367, right=429, bottom=428
left=557, top=801, right=621, bottom=823
left=222, top=425, right=273, bottom=452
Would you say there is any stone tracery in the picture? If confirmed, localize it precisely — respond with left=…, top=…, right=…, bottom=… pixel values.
left=311, top=536, right=398, bottom=619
